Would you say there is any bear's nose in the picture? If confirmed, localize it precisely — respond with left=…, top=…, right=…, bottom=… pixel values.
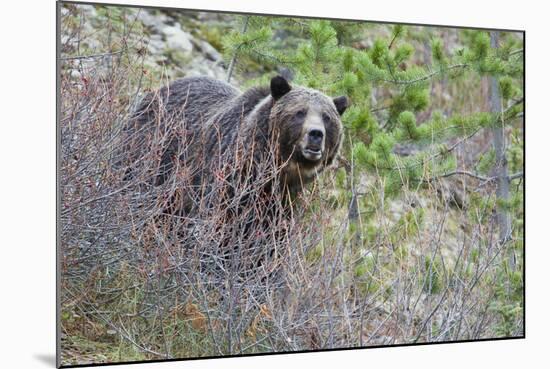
left=308, top=129, right=324, bottom=145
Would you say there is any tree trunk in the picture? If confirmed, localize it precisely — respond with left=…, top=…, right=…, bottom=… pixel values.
left=489, top=31, right=514, bottom=269
left=346, top=159, right=362, bottom=249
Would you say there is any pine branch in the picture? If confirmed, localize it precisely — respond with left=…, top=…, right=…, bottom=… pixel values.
left=509, top=49, right=524, bottom=56
left=382, top=63, right=469, bottom=86
left=250, top=49, right=298, bottom=66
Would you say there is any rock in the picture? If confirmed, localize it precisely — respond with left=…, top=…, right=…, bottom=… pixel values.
left=70, top=70, right=82, bottom=80
left=435, top=180, right=467, bottom=209
left=186, top=57, right=227, bottom=80
left=162, top=23, right=194, bottom=53
left=353, top=39, right=374, bottom=50
left=393, top=143, right=418, bottom=157
left=146, top=34, right=164, bottom=54
left=202, top=42, right=222, bottom=62
left=197, top=12, right=221, bottom=22
left=136, top=10, right=169, bottom=32
left=277, top=67, right=294, bottom=81
left=79, top=4, right=97, bottom=19
left=191, top=39, right=222, bottom=62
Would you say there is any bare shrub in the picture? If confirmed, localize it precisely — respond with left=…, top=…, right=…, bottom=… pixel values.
left=59, top=45, right=329, bottom=361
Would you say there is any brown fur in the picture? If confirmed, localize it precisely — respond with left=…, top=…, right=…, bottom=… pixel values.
left=123, top=75, right=348, bottom=212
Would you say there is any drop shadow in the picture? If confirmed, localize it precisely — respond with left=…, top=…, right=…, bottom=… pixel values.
left=33, top=353, right=57, bottom=367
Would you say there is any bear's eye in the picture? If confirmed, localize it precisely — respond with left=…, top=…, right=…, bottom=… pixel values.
left=295, top=109, right=307, bottom=120
left=322, top=112, right=331, bottom=124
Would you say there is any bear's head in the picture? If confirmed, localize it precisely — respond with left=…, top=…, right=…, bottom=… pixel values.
left=268, top=75, right=349, bottom=188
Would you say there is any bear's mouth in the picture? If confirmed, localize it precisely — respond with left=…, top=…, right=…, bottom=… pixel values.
left=301, top=147, right=323, bottom=162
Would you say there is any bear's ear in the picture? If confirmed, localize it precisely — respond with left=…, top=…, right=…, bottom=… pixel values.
left=333, top=96, right=350, bottom=116
left=270, top=75, right=291, bottom=100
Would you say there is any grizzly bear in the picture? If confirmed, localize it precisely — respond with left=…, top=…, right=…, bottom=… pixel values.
left=123, top=75, right=348, bottom=215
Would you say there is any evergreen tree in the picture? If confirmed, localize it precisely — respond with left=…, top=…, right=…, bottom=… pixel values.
left=223, top=19, right=523, bottom=231
left=222, top=18, right=524, bottom=334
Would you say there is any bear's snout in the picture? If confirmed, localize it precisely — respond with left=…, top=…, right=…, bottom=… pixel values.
left=307, top=128, right=324, bottom=147
left=299, top=116, right=326, bottom=162
left=301, top=127, right=325, bottom=161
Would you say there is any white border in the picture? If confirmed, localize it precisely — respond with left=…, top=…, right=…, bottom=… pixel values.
left=1, top=0, right=547, bottom=368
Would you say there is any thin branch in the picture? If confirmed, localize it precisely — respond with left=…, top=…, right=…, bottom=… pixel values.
left=426, top=170, right=523, bottom=183
left=369, top=63, right=469, bottom=86
left=388, top=33, right=398, bottom=50
left=226, top=16, right=250, bottom=83
left=509, top=171, right=524, bottom=181
left=433, top=170, right=491, bottom=182
left=61, top=49, right=125, bottom=61
left=370, top=105, right=391, bottom=113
